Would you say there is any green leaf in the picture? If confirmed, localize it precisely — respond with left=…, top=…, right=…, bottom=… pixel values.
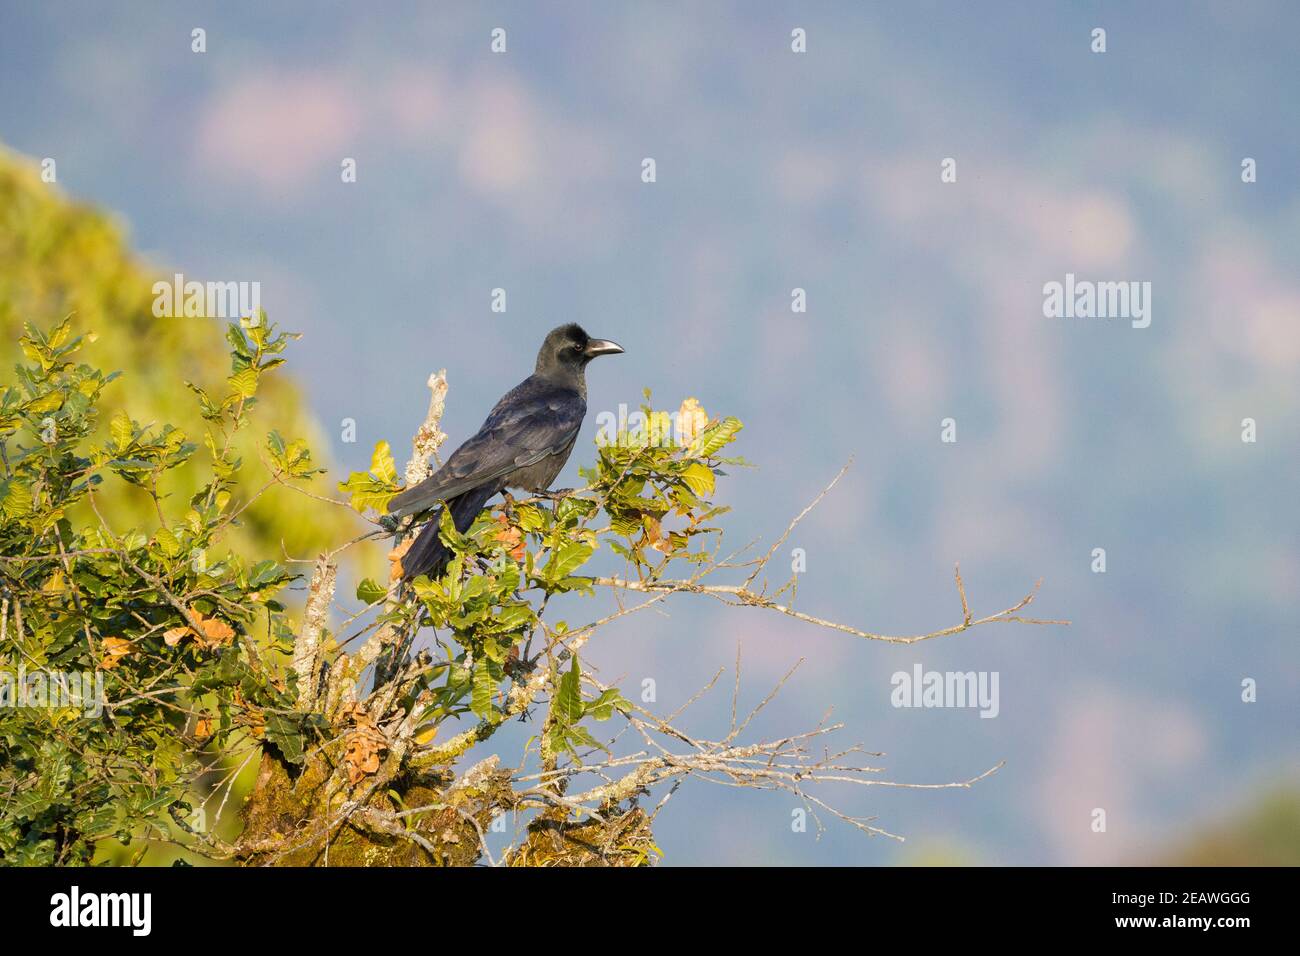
left=543, top=542, right=594, bottom=582
left=356, top=578, right=387, bottom=604
left=690, top=417, right=743, bottom=457
left=513, top=504, right=545, bottom=532
left=567, top=725, right=601, bottom=750
left=555, top=657, right=583, bottom=727
left=471, top=659, right=497, bottom=718
left=185, top=381, right=221, bottom=420
left=488, top=602, right=535, bottom=632
left=264, top=713, right=305, bottom=765
left=153, top=527, right=181, bottom=558
left=586, top=688, right=632, bottom=721
left=225, top=323, right=252, bottom=358
left=269, top=431, right=316, bottom=477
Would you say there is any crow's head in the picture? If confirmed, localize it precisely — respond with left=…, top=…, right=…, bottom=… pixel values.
left=536, top=323, right=623, bottom=377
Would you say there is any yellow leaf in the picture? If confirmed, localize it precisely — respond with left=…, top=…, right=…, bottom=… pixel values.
left=371, top=440, right=398, bottom=486
left=154, top=527, right=180, bottom=557
left=228, top=367, right=259, bottom=398
left=680, top=462, right=715, bottom=497
left=110, top=410, right=134, bottom=452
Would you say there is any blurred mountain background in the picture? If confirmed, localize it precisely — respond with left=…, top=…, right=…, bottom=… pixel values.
left=0, top=150, right=356, bottom=561
left=0, top=1, right=1296, bottom=864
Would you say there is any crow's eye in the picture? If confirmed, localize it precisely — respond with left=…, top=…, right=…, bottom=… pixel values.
left=572, top=343, right=584, bottom=353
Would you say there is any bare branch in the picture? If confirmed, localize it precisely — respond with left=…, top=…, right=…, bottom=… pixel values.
left=742, top=459, right=851, bottom=591
left=593, top=573, right=1068, bottom=645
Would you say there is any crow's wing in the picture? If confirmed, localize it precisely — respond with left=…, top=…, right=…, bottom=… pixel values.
left=386, top=377, right=584, bottom=519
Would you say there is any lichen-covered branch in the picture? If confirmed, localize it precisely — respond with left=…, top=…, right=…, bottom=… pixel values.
left=294, top=556, right=336, bottom=710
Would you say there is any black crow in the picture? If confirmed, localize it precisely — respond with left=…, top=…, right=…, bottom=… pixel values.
left=387, top=323, right=623, bottom=581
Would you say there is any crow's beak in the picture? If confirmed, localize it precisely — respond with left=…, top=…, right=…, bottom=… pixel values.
left=584, top=338, right=624, bottom=358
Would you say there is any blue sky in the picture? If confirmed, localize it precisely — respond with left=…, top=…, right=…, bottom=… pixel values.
left=2, top=1, right=1297, bottom=863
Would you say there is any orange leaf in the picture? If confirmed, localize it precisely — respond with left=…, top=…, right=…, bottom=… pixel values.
left=99, top=636, right=133, bottom=669
left=163, top=626, right=190, bottom=647
left=388, top=539, right=412, bottom=583
left=493, top=515, right=526, bottom=561
left=196, top=614, right=235, bottom=650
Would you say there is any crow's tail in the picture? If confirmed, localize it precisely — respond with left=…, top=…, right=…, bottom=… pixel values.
left=399, top=485, right=496, bottom=581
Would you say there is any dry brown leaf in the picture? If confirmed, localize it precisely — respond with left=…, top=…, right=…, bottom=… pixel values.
left=643, top=514, right=672, bottom=553
left=340, top=701, right=379, bottom=731
left=196, top=614, right=235, bottom=650
left=344, top=733, right=387, bottom=784
left=338, top=700, right=363, bottom=722
left=160, top=607, right=235, bottom=650
left=340, top=703, right=387, bottom=783
left=99, top=636, right=133, bottom=670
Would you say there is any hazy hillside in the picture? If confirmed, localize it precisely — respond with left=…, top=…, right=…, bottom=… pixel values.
left=0, top=146, right=355, bottom=560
